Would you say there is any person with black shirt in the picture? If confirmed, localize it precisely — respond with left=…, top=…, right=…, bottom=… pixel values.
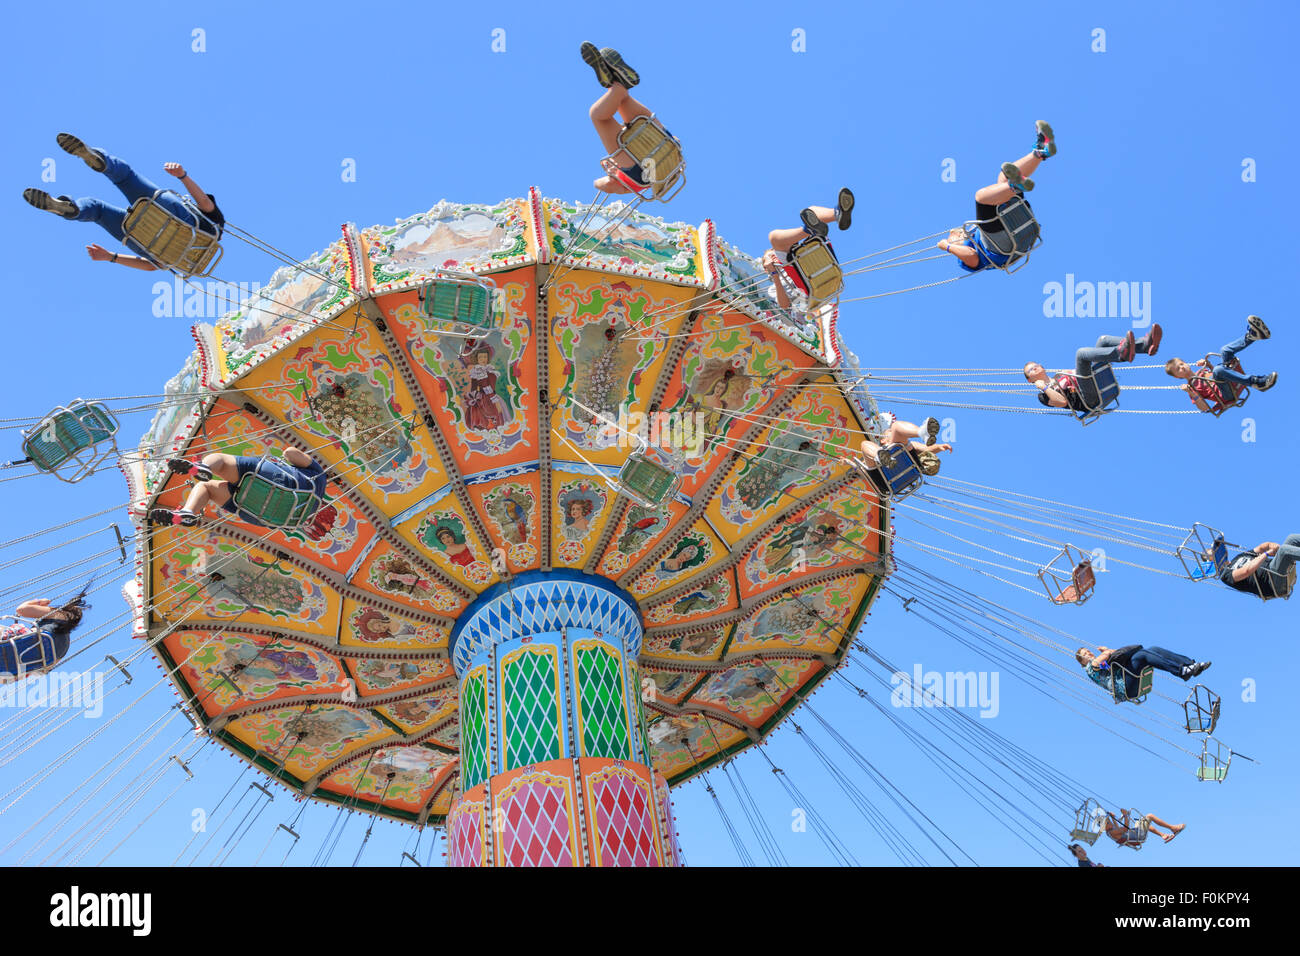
left=1024, top=325, right=1163, bottom=414
left=1076, top=644, right=1211, bottom=699
left=1220, top=535, right=1300, bottom=599
left=22, top=133, right=224, bottom=272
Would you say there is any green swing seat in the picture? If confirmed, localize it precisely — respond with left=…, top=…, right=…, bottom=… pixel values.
left=230, top=472, right=321, bottom=528
left=616, top=452, right=681, bottom=508
left=418, top=273, right=496, bottom=328
left=22, top=400, right=119, bottom=483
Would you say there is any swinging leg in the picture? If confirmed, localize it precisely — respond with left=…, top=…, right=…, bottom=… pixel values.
left=181, top=478, right=233, bottom=514
left=1144, top=814, right=1186, bottom=842
left=590, top=84, right=638, bottom=161
left=975, top=152, right=1044, bottom=205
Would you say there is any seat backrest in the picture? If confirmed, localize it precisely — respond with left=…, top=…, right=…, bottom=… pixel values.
left=879, top=443, right=924, bottom=498
left=1072, top=560, right=1096, bottom=593
left=620, top=117, right=684, bottom=200
left=420, top=278, right=493, bottom=327
left=231, top=474, right=320, bottom=527
left=618, top=453, right=680, bottom=507
left=23, top=402, right=118, bottom=473
left=996, top=197, right=1041, bottom=253
left=790, top=238, right=843, bottom=303
left=122, top=196, right=221, bottom=277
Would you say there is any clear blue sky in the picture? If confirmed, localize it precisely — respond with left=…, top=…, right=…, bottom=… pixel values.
left=1, top=0, right=1296, bottom=866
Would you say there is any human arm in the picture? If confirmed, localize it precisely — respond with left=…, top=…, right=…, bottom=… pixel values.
left=86, top=243, right=159, bottom=271
left=762, top=251, right=793, bottom=310
left=938, top=235, right=980, bottom=268
left=16, top=599, right=69, bottom=622
left=911, top=442, right=953, bottom=454
left=1231, top=548, right=1273, bottom=583
left=165, top=162, right=217, bottom=213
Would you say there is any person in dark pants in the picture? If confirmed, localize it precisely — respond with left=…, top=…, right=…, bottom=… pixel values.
left=1165, top=314, right=1277, bottom=407
left=938, top=120, right=1055, bottom=272
left=1219, top=534, right=1300, bottom=599
left=22, top=133, right=224, bottom=272
left=1076, top=644, right=1211, bottom=698
left=1024, top=325, right=1163, bottom=413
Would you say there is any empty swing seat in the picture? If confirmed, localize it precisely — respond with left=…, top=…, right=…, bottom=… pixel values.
left=121, top=189, right=223, bottom=277
left=1183, top=684, right=1222, bottom=735
left=1197, top=738, right=1231, bottom=782
left=1175, top=523, right=1231, bottom=580
left=1072, top=363, right=1121, bottom=425
left=616, top=451, right=681, bottom=508
left=610, top=116, right=685, bottom=202
left=1069, top=797, right=1104, bottom=845
left=788, top=236, right=844, bottom=308
left=21, top=400, right=119, bottom=483
left=418, top=273, right=495, bottom=328
left=1039, top=544, right=1096, bottom=605
left=230, top=472, right=323, bottom=528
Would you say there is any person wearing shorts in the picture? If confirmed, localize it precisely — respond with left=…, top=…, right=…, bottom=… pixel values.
left=1101, top=808, right=1185, bottom=849
left=938, top=121, right=1055, bottom=273
left=148, top=446, right=334, bottom=539
left=762, top=190, right=855, bottom=311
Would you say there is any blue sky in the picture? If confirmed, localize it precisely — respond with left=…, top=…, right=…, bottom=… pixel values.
left=1, top=0, right=1296, bottom=866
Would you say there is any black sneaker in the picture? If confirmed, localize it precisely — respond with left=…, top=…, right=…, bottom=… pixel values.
left=149, top=508, right=199, bottom=527
left=167, top=458, right=213, bottom=481
left=580, top=42, right=614, bottom=88
left=1034, top=120, right=1057, bottom=158
left=1191, top=661, right=1213, bottom=678
left=836, top=187, right=855, bottom=231
left=56, top=132, right=107, bottom=172
left=22, top=188, right=77, bottom=218
left=1256, top=371, right=1278, bottom=391
left=1246, top=314, right=1271, bottom=341
left=799, top=207, right=829, bottom=239
left=600, top=47, right=639, bottom=89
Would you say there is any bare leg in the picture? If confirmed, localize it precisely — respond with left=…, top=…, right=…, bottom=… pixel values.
left=1146, top=814, right=1185, bottom=841
left=975, top=152, right=1044, bottom=204
left=183, top=479, right=232, bottom=514
left=858, top=438, right=884, bottom=466
left=200, top=452, right=240, bottom=483
left=283, top=446, right=312, bottom=468
left=769, top=206, right=837, bottom=252
left=616, top=91, right=653, bottom=125
left=590, top=83, right=634, bottom=160
left=884, top=421, right=921, bottom=445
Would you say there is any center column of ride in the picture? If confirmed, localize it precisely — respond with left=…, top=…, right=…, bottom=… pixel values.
left=445, top=571, right=680, bottom=866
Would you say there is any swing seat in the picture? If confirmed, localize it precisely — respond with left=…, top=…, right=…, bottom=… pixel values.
left=965, top=196, right=1041, bottom=274
left=1197, top=353, right=1250, bottom=417
left=21, top=400, right=119, bottom=483
left=0, top=616, right=67, bottom=682
left=121, top=190, right=223, bottom=277
left=787, top=235, right=844, bottom=308
left=1069, top=797, right=1104, bottom=845
left=1072, top=363, right=1121, bottom=426
left=1175, top=524, right=1231, bottom=580
left=876, top=443, right=924, bottom=499
left=1257, top=564, right=1297, bottom=601
left=1109, top=663, right=1155, bottom=704
left=1068, top=828, right=1101, bottom=846
left=418, top=273, right=495, bottom=328
left=1183, top=684, right=1221, bottom=735
left=1039, top=545, right=1096, bottom=605
left=615, top=451, right=681, bottom=508
left=231, top=472, right=322, bottom=528
left=1197, top=738, right=1231, bottom=782
left=611, top=115, right=685, bottom=202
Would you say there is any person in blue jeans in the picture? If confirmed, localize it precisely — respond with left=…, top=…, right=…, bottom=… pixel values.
left=1, top=593, right=88, bottom=682
left=1164, top=314, right=1278, bottom=409
left=148, top=446, right=336, bottom=540
left=1076, top=644, right=1211, bottom=699
left=1024, top=325, right=1164, bottom=414
left=938, top=121, right=1056, bottom=272
left=579, top=43, right=679, bottom=196
left=22, top=133, right=224, bottom=272
left=1219, top=534, right=1300, bottom=599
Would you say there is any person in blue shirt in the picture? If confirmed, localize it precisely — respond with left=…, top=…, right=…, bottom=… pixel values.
left=1, top=593, right=88, bottom=682
left=148, top=445, right=335, bottom=539
left=579, top=43, right=679, bottom=197
left=22, top=133, right=224, bottom=272
left=938, top=121, right=1055, bottom=272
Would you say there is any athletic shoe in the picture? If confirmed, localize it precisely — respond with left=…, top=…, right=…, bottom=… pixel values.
left=1001, top=162, right=1033, bottom=193
left=167, top=458, right=213, bottom=481
left=1034, top=120, right=1057, bottom=158
left=1117, top=330, right=1137, bottom=362
left=1143, top=323, right=1163, bottom=357
left=1190, top=661, right=1213, bottom=678
left=923, top=417, right=941, bottom=444
left=600, top=47, right=639, bottom=89
left=22, top=188, right=77, bottom=218
left=580, top=42, right=613, bottom=88
left=1246, top=314, right=1271, bottom=341
left=799, top=207, right=829, bottom=239
left=56, top=132, right=107, bottom=172
left=836, top=187, right=855, bottom=230
left=149, top=508, right=199, bottom=527
left=874, top=446, right=897, bottom=470
left=1255, top=372, right=1278, bottom=391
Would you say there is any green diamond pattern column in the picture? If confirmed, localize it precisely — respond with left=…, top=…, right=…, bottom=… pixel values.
left=575, top=640, right=632, bottom=759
